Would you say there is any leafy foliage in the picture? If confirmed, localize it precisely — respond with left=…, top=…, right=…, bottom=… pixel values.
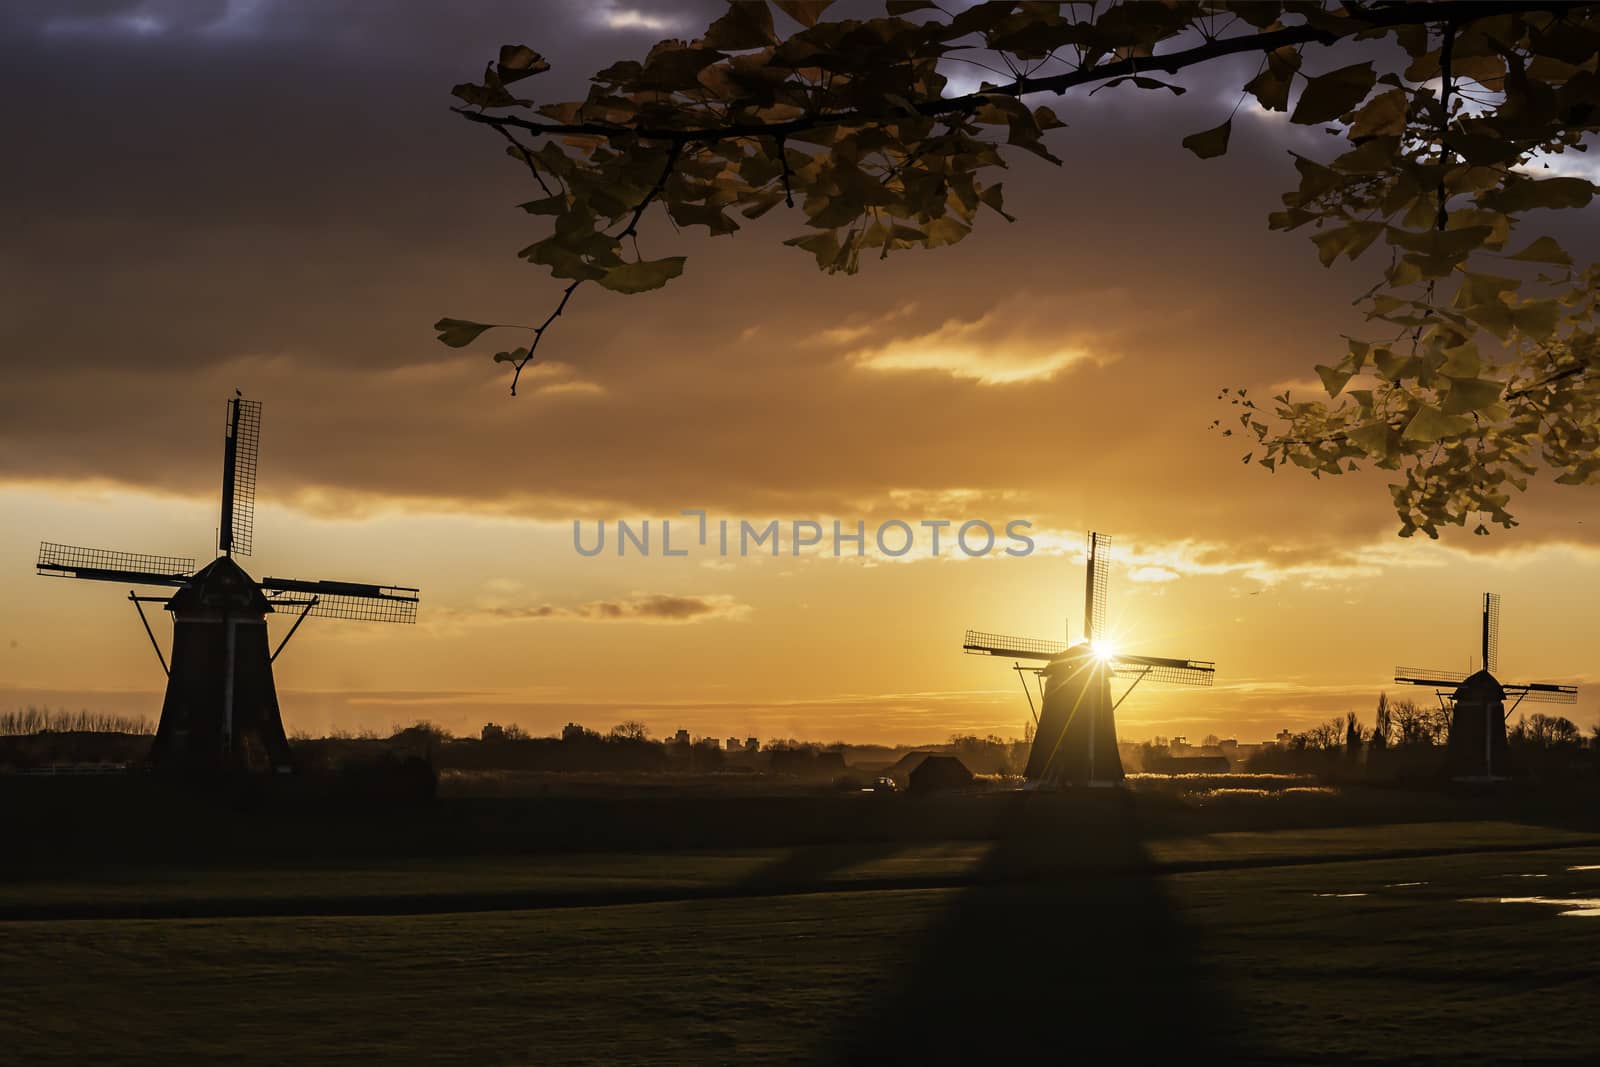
left=441, top=1, right=1600, bottom=535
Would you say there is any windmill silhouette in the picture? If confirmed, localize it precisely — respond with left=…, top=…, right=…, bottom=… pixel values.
left=1394, top=592, right=1577, bottom=780
left=36, top=393, right=420, bottom=773
left=963, top=532, right=1215, bottom=787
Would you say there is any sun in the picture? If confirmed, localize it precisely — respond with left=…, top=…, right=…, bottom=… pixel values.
left=1091, top=638, right=1118, bottom=661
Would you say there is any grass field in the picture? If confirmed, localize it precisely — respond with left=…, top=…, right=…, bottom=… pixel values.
left=5, top=785, right=1600, bottom=1064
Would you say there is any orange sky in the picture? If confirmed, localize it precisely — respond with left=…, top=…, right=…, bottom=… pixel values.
left=3, top=2, right=1598, bottom=745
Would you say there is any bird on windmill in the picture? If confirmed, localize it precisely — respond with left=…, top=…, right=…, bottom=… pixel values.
left=36, top=393, right=421, bottom=774
left=1394, top=592, right=1578, bottom=781
left=962, top=532, right=1216, bottom=787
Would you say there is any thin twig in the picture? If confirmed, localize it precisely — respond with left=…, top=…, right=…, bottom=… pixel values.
left=492, top=124, right=554, bottom=198
left=510, top=281, right=581, bottom=396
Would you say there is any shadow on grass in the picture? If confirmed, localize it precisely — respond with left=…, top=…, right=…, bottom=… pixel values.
left=820, top=792, right=1239, bottom=1063
left=735, top=839, right=913, bottom=893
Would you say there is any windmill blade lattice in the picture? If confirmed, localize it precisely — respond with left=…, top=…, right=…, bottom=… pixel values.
left=36, top=542, right=195, bottom=587
left=1112, top=652, right=1216, bottom=687
left=1482, top=592, right=1500, bottom=675
left=1084, top=532, right=1110, bottom=642
left=262, top=577, right=419, bottom=624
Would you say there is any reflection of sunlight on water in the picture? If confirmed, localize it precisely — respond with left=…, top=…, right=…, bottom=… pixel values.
left=1385, top=882, right=1427, bottom=888
left=1313, top=892, right=1368, bottom=898
left=1465, top=896, right=1600, bottom=918
left=1499, top=873, right=1549, bottom=879
left=1569, top=865, right=1600, bottom=872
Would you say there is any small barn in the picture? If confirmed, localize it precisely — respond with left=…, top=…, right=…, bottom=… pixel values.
left=907, top=754, right=974, bottom=793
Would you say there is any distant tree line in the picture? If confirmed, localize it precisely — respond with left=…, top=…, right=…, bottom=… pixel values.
left=0, top=706, right=154, bottom=736
left=1246, top=692, right=1600, bottom=781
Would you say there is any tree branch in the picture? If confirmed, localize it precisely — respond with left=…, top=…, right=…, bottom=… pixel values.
left=453, top=1, right=1586, bottom=147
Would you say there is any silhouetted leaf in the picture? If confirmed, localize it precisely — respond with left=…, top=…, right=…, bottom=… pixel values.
left=1315, top=364, right=1353, bottom=397
left=434, top=318, right=499, bottom=347
left=1507, top=235, right=1573, bottom=266
left=773, top=1, right=834, bottom=28
left=496, top=45, right=550, bottom=83
left=1291, top=62, right=1376, bottom=124
left=597, top=257, right=688, bottom=294
left=1402, top=404, right=1471, bottom=443
left=703, top=3, right=776, bottom=49
left=1181, top=119, right=1231, bottom=159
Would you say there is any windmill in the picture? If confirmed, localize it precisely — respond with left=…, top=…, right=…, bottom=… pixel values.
left=962, top=532, right=1215, bottom=787
left=36, top=393, right=420, bottom=773
left=1394, top=592, right=1577, bottom=780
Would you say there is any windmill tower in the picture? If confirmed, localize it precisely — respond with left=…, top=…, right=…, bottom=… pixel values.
left=963, top=532, right=1215, bottom=787
left=36, top=393, right=421, bottom=774
left=1394, top=592, right=1577, bottom=781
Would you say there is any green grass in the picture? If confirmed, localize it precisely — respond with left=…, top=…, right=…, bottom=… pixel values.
left=6, top=816, right=1600, bottom=1064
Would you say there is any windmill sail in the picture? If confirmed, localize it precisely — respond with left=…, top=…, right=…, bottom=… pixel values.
left=219, top=394, right=261, bottom=557
left=1395, top=666, right=1470, bottom=687
left=962, top=630, right=1067, bottom=661
left=36, top=542, right=194, bottom=587
left=1482, top=592, right=1500, bottom=675
left=1504, top=682, right=1578, bottom=705
left=1111, top=652, right=1216, bottom=687
left=261, top=576, right=420, bottom=624
left=1084, top=532, right=1109, bottom=642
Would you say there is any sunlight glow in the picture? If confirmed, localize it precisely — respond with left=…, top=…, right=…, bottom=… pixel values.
left=1091, top=639, right=1118, bottom=661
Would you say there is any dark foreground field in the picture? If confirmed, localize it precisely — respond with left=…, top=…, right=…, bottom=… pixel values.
left=4, top=778, right=1600, bottom=1065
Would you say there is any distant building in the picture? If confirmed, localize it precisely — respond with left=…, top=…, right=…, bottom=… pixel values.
left=561, top=722, right=585, bottom=742
left=745, top=737, right=759, bottom=752
left=481, top=722, right=506, bottom=742
left=726, top=737, right=743, bottom=752
left=1275, top=729, right=1295, bottom=746
left=908, top=754, right=975, bottom=793
left=702, top=736, right=720, bottom=749
left=673, top=728, right=691, bottom=744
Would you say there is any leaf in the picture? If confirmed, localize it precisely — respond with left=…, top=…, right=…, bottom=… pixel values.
left=1441, top=377, right=1506, bottom=415
left=1507, top=235, right=1573, bottom=266
left=1347, top=421, right=1393, bottom=458
left=1348, top=89, right=1408, bottom=139
left=1244, top=46, right=1301, bottom=112
left=1181, top=119, right=1232, bottom=160
left=784, top=231, right=841, bottom=269
left=773, top=0, right=834, bottom=27
left=493, top=347, right=529, bottom=365
left=1402, top=404, right=1471, bottom=443
left=1439, top=340, right=1480, bottom=378
left=1291, top=62, right=1377, bottom=125
left=433, top=318, right=499, bottom=347
left=596, top=256, right=687, bottom=294
left=1311, top=221, right=1384, bottom=266
left=1032, top=105, right=1066, bottom=131
left=1511, top=299, right=1561, bottom=342
left=978, top=183, right=1016, bottom=222
left=702, top=3, right=776, bottom=49
left=1315, top=363, right=1353, bottom=397
left=496, top=45, right=550, bottom=83
left=1488, top=176, right=1595, bottom=214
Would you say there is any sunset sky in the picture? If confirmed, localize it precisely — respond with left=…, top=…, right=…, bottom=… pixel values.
left=5, top=0, right=1600, bottom=745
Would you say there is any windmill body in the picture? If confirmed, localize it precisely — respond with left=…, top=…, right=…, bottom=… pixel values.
left=36, top=394, right=420, bottom=774
left=1394, top=593, right=1577, bottom=781
left=1024, top=646, right=1121, bottom=783
left=153, top=556, right=291, bottom=772
left=965, top=533, right=1215, bottom=787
